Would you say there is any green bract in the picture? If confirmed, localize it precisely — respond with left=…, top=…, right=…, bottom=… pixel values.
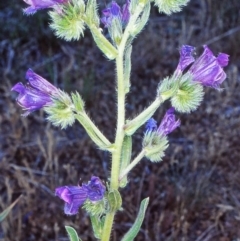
left=143, top=131, right=169, bottom=162
left=154, top=0, right=190, bottom=15
left=44, top=90, right=75, bottom=129
left=49, top=0, right=86, bottom=41
left=171, top=73, right=204, bottom=113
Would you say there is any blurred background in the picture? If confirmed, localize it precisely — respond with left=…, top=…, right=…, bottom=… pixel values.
left=1, top=0, right=240, bottom=240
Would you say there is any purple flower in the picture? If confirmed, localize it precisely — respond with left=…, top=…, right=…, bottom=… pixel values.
left=189, top=45, right=229, bottom=88
left=11, top=69, right=58, bottom=116
left=82, top=176, right=106, bottom=202
left=23, top=0, right=67, bottom=15
left=145, top=118, right=157, bottom=132
left=175, top=45, right=229, bottom=89
left=101, top=0, right=130, bottom=27
left=175, top=45, right=195, bottom=75
left=121, top=0, right=130, bottom=25
left=55, top=176, right=106, bottom=215
left=55, top=186, right=88, bottom=215
left=157, top=108, right=180, bottom=136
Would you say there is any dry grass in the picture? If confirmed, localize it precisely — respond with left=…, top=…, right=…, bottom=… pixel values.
left=1, top=0, right=240, bottom=240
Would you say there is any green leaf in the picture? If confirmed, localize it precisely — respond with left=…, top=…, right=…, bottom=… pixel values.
left=0, top=195, right=22, bottom=222
left=121, top=197, right=149, bottom=241
left=90, top=215, right=104, bottom=239
left=71, top=92, right=85, bottom=112
left=65, top=226, right=82, bottom=241
left=130, top=1, right=151, bottom=37
left=85, top=0, right=99, bottom=26
left=107, top=189, right=122, bottom=212
left=119, top=135, right=132, bottom=188
left=123, top=45, right=132, bottom=94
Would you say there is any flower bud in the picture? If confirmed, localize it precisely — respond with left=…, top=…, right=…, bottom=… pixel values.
left=49, top=0, right=86, bottom=41
left=143, top=108, right=180, bottom=162
left=11, top=69, right=59, bottom=116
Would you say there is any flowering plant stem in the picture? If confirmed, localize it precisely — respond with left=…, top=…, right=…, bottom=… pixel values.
left=119, top=149, right=146, bottom=181
left=101, top=4, right=146, bottom=241
left=75, top=112, right=112, bottom=147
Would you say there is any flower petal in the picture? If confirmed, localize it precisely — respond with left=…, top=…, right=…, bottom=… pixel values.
left=157, top=108, right=180, bottom=136
left=26, top=69, right=58, bottom=95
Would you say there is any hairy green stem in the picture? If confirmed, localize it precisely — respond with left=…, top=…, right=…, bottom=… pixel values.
left=75, top=112, right=112, bottom=149
left=119, top=149, right=146, bottom=181
left=101, top=5, right=145, bottom=241
left=124, top=97, right=163, bottom=135
left=82, top=112, right=112, bottom=146
left=87, top=23, right=118, bottom=59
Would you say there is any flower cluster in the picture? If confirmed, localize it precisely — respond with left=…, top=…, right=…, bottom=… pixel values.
left=23, top=0, right=68, bottom=15
left=11, top=69, right=59, bottom=116
left=55, top=176, right=106, bottom=215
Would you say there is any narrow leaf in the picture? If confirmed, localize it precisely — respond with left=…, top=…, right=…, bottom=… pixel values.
left=123, top=45, right=132, bottom=94
left=119, top=135, right=132, bottom=187
left=90, top=215, right=103, bottom=239
left=121, top=197, right=149, bottom=241
left=65, top=226, right=82, bottom=241
left=131, top=1, right=150, bottom=37
left=0, top=195, right=22, bottom=222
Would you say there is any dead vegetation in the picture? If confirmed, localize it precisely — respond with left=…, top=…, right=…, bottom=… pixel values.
left=1, top=0, right=240, bottom=240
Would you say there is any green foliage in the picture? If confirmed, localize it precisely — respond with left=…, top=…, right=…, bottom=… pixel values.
left=143, top=131, right=169, bottom=162
left=107, top=190, right=122, bottom=212
left=89, top=215, right=105, bottom=239
left=71, top=92, right=85, bottom=112
left=0, top=196, right=21, bottom=222
left=108, top=17, right=123, bottom=46
left=157, top=76, right=179, bottom=100
left=154, top=0, right=190, bottom=15
left=130, top=1, right=151, bottom=37
left=119, top=136, right=132, bottom=188
left=123, top=45, right=132, bottom=94
left=85, top=0, right=100, bottom=26
left=49, top=0, right=86, bottom=41
left=44, top=90, right=75, bottom=129
left=65, top=226, right=82, bottom=241
left=83, top=198, right=107, bottom=216
left=121, top=197, right=149, bottom=241
left=90, top=25, right=118, bottom=60
left=124, top=98, right=162, bottom=136
left=171, top=74, right=204, bottom=113
left=75, top=114, right=112, bottom=150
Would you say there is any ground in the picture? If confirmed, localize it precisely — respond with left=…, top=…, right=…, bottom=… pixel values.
left=1, top=0, right=240, bottom=240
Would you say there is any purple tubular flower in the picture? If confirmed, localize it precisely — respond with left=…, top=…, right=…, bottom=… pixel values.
left=55, top=176, right=106, bottom=215
left=55, top=186, right=88, bottom=215
left=145, top=118, right=157, bottom=132
left=82, top=176, right=106, bottom=202
left=23, top=0, right=67, bottom=15
left=189, top=45, right=229, bottom=88
left=26, top=69, right=58, bottom=95
left=11, top=69, right=58, bottom=116
left=175, top=45, right=195, bottom=75
left=101, top=1, right=130, bottom=27
left=157, top=108, right=180, bottom=136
